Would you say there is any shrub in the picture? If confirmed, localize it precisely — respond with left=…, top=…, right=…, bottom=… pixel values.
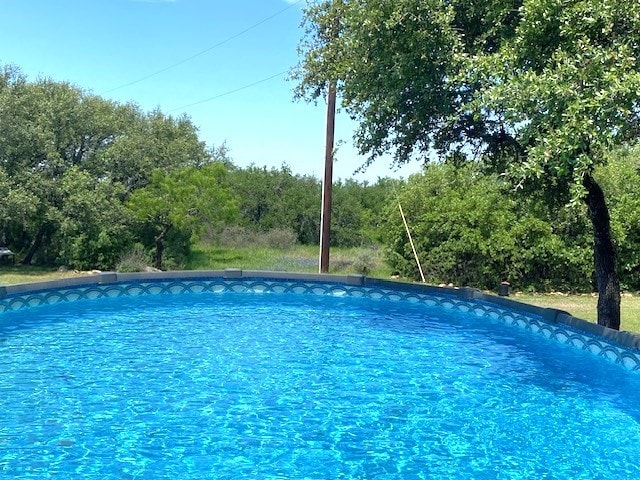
left=256, top=229, right=298, bottom=250
left=351, top=248, right=378, bottom=276
left=215, top=226, right=255, bottom=248
left=383, top=163, right=594, bottom=292
left=116, top=245, right=151, bottom=272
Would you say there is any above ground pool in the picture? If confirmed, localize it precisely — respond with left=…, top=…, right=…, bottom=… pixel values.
left=1, top=271, right=639, bottom=479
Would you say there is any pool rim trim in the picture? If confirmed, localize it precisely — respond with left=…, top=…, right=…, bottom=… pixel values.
left=1, top=268, right=639, bottom=353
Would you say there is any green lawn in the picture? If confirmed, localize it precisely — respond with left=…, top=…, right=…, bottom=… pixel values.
left=0, top=265, right=83, bottom=286
left=514, top=293, right=640, bottom=334
left=2, top=247, right=640, bottom=334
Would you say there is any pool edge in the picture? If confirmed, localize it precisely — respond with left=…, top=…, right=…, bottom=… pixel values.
left=2, top=269, right=639, bottom=353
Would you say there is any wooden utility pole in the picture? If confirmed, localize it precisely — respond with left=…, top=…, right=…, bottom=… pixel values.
left=319, top=81, right=336, bottom=273
left=319, top=0, right=341, bottom=274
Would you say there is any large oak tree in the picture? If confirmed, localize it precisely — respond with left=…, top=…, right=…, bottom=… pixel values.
left=294, top=0, right=640, bottom=330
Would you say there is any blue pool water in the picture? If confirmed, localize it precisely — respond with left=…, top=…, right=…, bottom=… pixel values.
left=1, top=289, right=640, bottom=479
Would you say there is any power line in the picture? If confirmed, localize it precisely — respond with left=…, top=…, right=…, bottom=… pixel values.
left=103, top=0, right=304, bottom=94
left=167, top=70, right=288, bottom=112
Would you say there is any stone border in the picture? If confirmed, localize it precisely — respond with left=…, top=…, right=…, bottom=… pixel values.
left=1, top=269, right=639, bottom=355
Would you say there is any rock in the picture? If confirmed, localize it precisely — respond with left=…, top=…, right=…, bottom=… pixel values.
left=144, top=266, right=162, bottom=273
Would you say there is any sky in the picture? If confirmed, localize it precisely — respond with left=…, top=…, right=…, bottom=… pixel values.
left=0, top=0, right=423, bottom=182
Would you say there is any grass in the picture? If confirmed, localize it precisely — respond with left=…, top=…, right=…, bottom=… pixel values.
left=184, top=244, right=393, bottom=277
left=0, top=244, right=392, bottom=284
left=2, top=246, right=640, bottom=334
left=514, top=293, right=640, bottom=334
left=0, top=265, right=85, bottom=286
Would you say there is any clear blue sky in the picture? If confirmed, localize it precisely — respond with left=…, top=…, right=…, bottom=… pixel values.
left=0, top=0, right=421, bottom=182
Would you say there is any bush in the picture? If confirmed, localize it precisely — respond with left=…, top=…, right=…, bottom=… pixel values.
left=116, top=245, right=151, bottom=272
left=256, top=229, right=298, bottom=250
left=351, top=248, right=378, bottom=276
left=215, top=226, right=255, bottom=248
left=596, top=146, right=640, bottom=290
left=383, top=164, right=594, bottom=292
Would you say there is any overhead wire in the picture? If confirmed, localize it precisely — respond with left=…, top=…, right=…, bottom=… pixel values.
left=102, top=0, right=304, bottom=95
left=167, top=70, right=288, bottom=112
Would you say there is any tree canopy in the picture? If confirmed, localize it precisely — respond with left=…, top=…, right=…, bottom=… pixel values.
left=295, top=0, right=640, bottom=176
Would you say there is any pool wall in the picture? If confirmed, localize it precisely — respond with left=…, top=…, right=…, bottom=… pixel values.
left=1, top=269, right=639, bottom=371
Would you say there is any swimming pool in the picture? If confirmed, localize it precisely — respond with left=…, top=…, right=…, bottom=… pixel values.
left=1, top=271, right=639, bottom=479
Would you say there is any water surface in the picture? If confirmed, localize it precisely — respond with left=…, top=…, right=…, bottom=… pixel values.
left=1, top=291, right=639, bottom=479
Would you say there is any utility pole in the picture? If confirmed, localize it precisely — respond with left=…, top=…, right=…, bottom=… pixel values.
left=319, top=81, right=336, bottom=273
left=319, top=0, right=341, bottom=274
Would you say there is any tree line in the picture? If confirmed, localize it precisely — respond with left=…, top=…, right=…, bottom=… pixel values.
left=0, top=66, right=396, bottom=270
left=3, top=57, right=640, bottom=309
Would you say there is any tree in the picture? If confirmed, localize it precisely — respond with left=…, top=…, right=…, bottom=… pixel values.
left=0, top=166, right=37, bottom=247
left=127, top=163, right=239, bottom=269
left=224, top=165, right=396, bottom=247
left=226, top=165, right=322, bottom=244
left=0, top=66, right=213, bottom=267
left=294, top=0, right=640, bottom=329
left=55, top=168, right=133, bottom=270
left=96, top=109, right=211, bottom=192
left=0, top=72, right=135, bottom=264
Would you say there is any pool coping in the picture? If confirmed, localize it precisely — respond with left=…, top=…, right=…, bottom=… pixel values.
left=1, top=268, right=639, bottom=353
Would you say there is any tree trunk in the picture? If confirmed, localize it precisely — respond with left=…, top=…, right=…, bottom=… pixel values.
left=20, top=225, right=47, bottom=266
left=154, top=225, right=171, bottom=270
left=583, top=173, right=621, bottom=330
left=154, top=236, right=164, bottom=270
